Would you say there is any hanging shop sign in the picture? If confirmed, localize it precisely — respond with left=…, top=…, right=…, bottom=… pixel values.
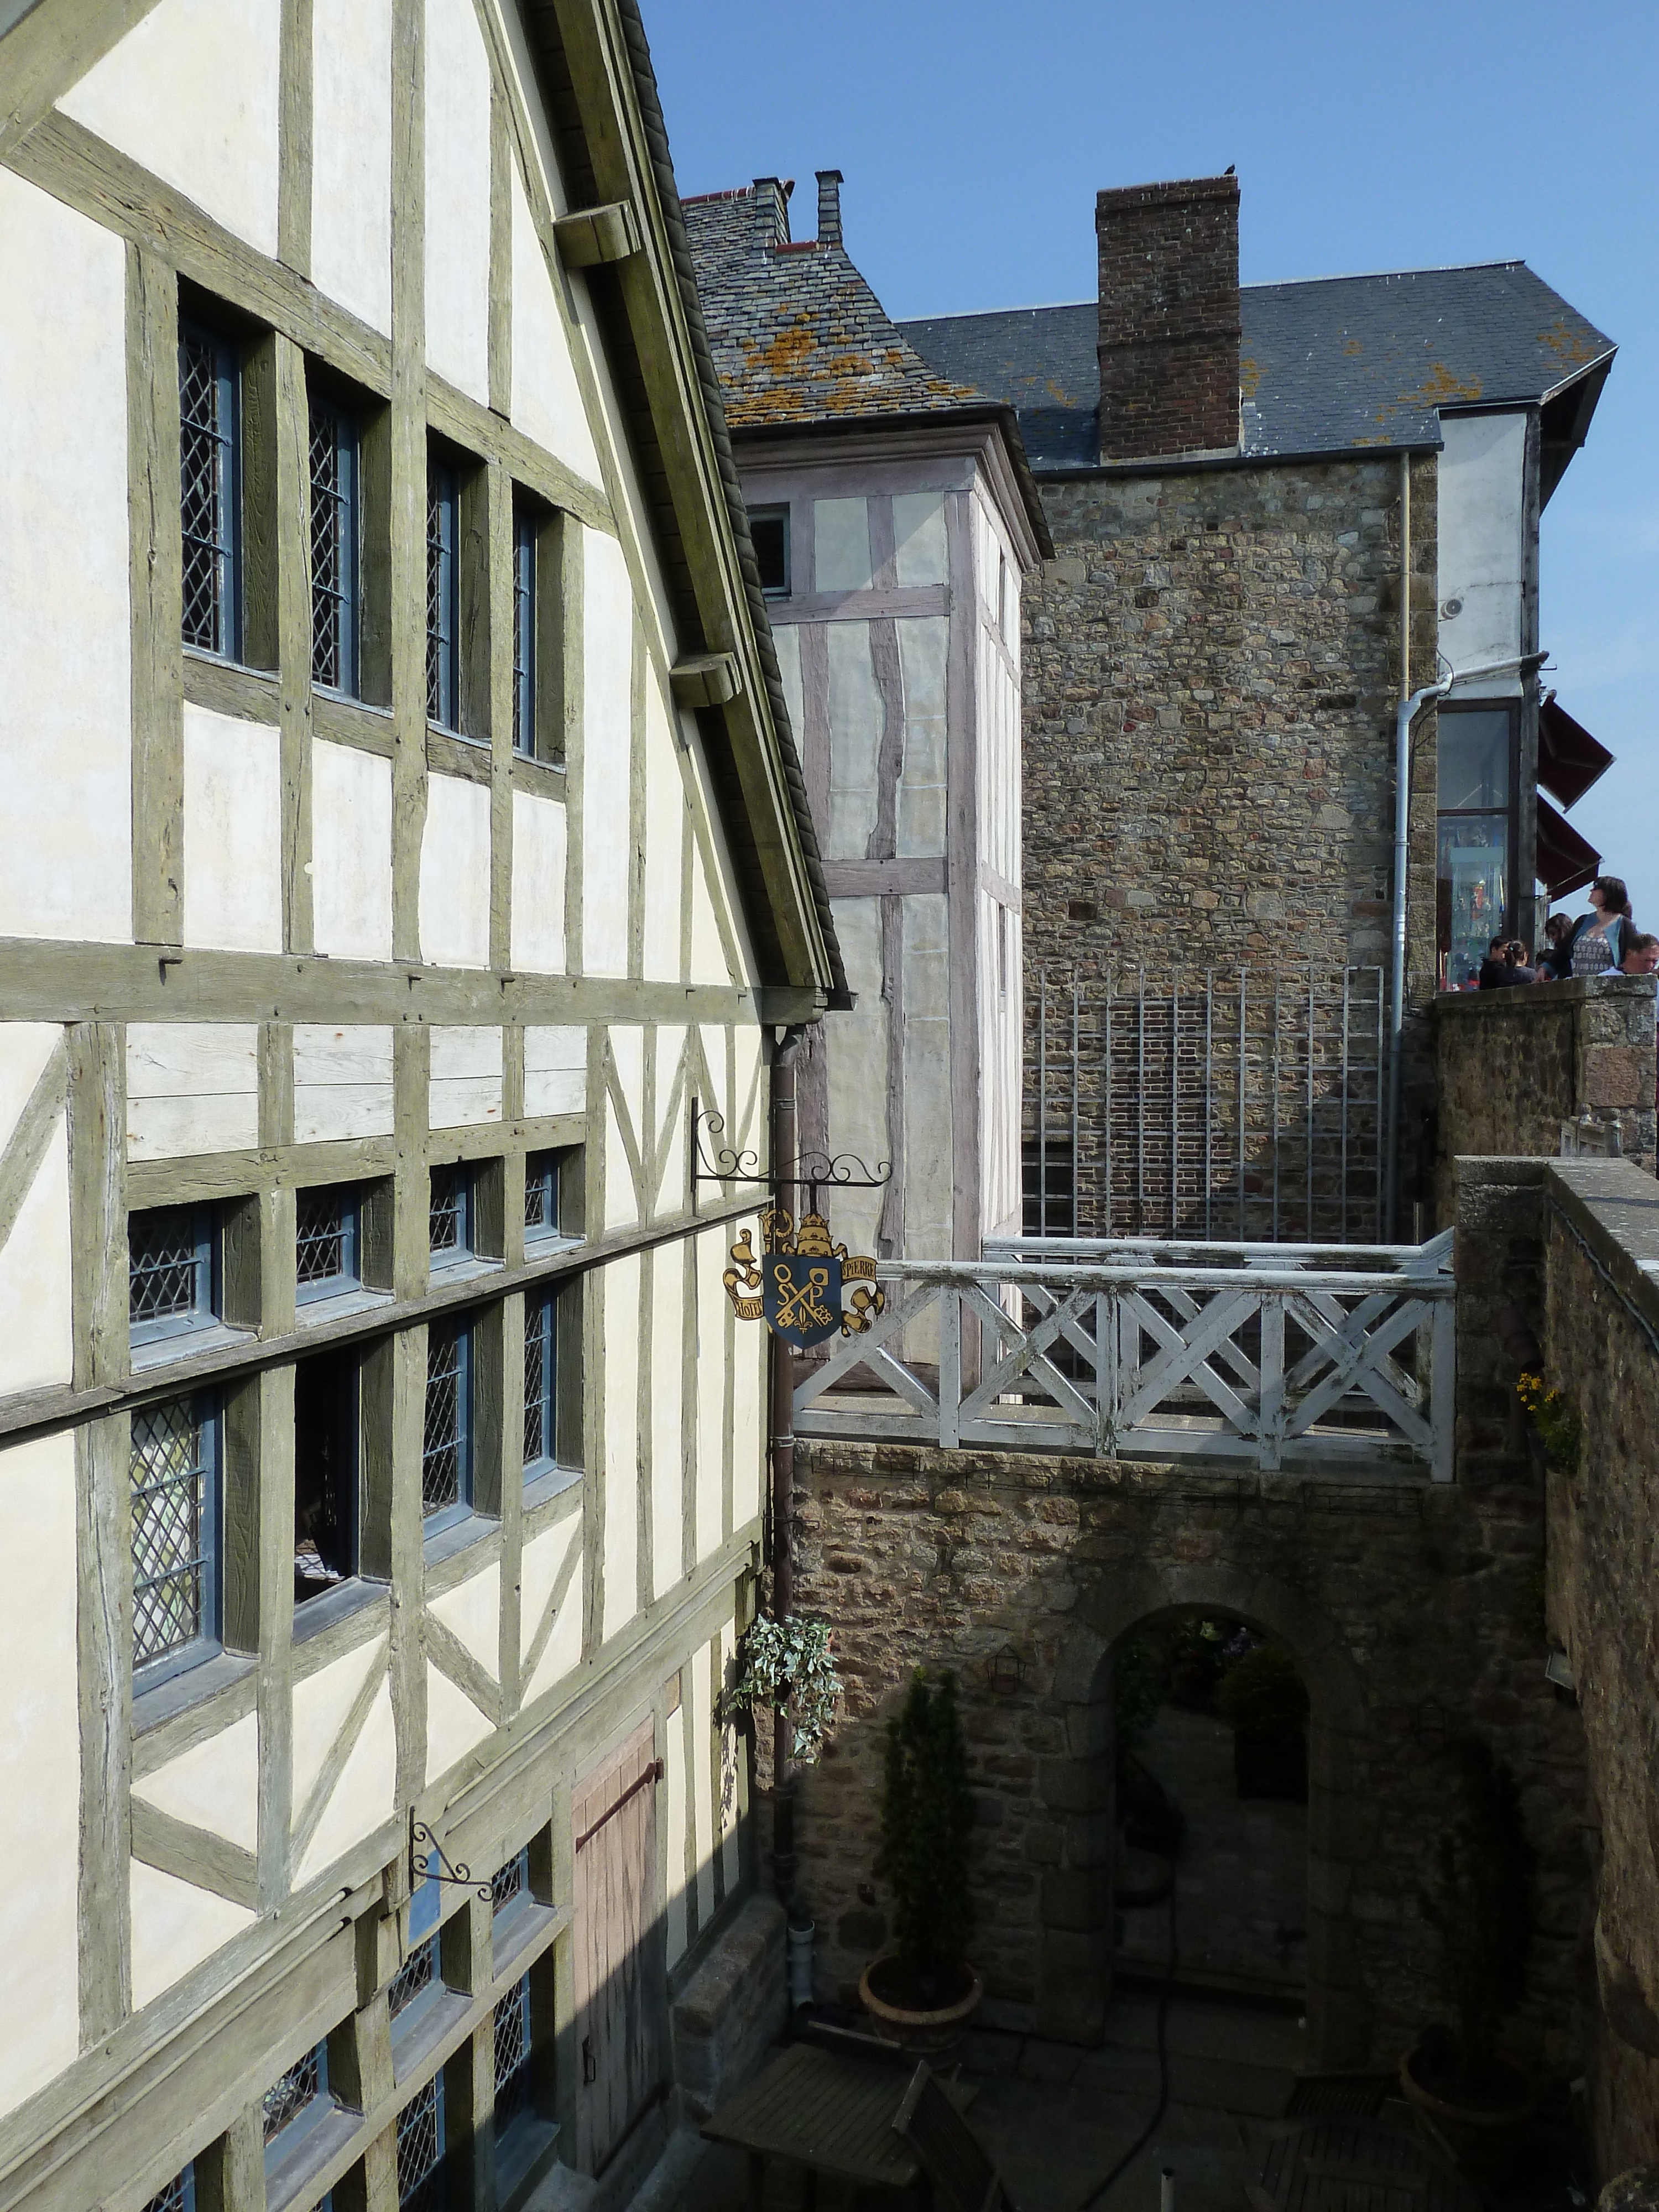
left=722, top=1206, right=885, bottom=1348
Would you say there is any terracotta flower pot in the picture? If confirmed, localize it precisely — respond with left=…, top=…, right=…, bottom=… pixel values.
left=1398, top=2043, right=1535, bottom=2130
left=859, top=1957, right=984, bottom=2058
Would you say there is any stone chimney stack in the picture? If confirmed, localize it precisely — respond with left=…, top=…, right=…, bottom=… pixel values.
left=752, top=175, right=794, bottom=247
left=816, top=169, right=843, bottom=248
left=1095, top=174, right=1241, bottom=464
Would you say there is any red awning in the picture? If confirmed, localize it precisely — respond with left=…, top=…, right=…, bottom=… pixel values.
left=1537, top=793, right=1601, bottom=898
left=1538, top=697, right=1614, bottom=810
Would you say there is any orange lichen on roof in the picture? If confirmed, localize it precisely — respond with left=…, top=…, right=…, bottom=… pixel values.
left=1238, top=354, right=1261, bottom=399
left=1398, top=361, right=1484, bottom=406
left=1343, top=338, right=1363, bottom=356
left=1537, top=317, right=1598, bottom=367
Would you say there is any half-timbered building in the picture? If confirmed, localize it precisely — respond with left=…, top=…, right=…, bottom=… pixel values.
left=0, top=1, right=838, bottom=2205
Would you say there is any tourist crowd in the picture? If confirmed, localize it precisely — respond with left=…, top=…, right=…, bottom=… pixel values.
left=1469, top=875, right=1659, bottom=991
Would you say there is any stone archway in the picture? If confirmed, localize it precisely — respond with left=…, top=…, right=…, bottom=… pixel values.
left=1039, top=1563, right=1370, bottom=2065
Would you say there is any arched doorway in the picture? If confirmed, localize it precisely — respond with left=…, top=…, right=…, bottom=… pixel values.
left=1040, top=1569, right=1370, bottom=2066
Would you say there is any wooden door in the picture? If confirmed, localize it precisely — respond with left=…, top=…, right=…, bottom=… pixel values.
left=572, top=1719, right=664, bottom=2174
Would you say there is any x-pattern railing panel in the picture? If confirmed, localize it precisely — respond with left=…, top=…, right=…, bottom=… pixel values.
left=792, top=1242, right=1455, bottom=1480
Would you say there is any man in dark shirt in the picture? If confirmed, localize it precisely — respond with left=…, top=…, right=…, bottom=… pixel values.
left=1477, top=936, right=1536, bottom=989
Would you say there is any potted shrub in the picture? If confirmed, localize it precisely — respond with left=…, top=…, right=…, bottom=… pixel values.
left=1217, top=1641, right=1308, bottom=1802
left=1404, top=1736, right=1537, bottom=2126
left=860, top=1670, right=983, bottom=2054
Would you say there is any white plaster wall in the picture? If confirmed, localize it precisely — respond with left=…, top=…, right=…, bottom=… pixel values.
left=425, top=1664, right=493, bottom=1783
left=182, top=707, right=284, bottom=953
left=509, top=164, right=601, bottom=484
left=664, top=1703, right=688, bottom=1968
left=291, top=1636, right=387, bottom=1812
left=60, top=0, right=281, bottom=257
left=0, top=1026, right=73, bottom=1395
left=430, top=1562, right=499, bottom=1679
left=294, top=1025, right=394, bottom=1143
left=653, top=1025, right=687, bottom=1217
left=688, top=849, right=731, bottom=986
left=422, top=0, right=492, bottom=404
left=1437, top=411, right=1527, bottom=693
left=522, top=1544, right=583, bottom=1704
left=127, top=1025, right=259, bottom=1159
left=520, top=1516, right=578, bottom=1659
left=310, top=0, right=393, bottom=332
left=419, top=774, right=492, bottom=968
left=132, top=1711, right=259, bottom=1855
left=129, top=1860, right=255, bottom=2013
left=771, top=622, right=805, bottom=759
left=604, top=1098, right=637, bottom=1232
left=826, top=622, right=881, bottom=859
left=0, top=173, right=131, bottom=945
left=650, top=1251, right=683, bottom=1598
left=896, top=617, right=948, bottom=859
left=979, top=893, right=1022, bottom=1244
left=510, top=791, right=568, bottom=974
left=815, top=498, right=872, bottom=593
left=643, top=680, right=684, bottom=983
left=902, top=893, right=952, bottom=1264
left=430, top=1025, right=503, bottom=1129
left=0, top=1431, right=79, bottom=2115
left=894, top=491, right=948, bottom=586
left=524, top=1025, right=585, bottom=1118
left=601, top=1253, right=639, bottom=1641
left=695, top=1228, right=729, bottom=1563
left=977, top=616, right=1021, bottom=886
left=581, top=531, right=634, bottom=978
left=312, top=740, right=394, bottom=961
left=822, top=899, right=886, bottom=1262
left=610, top=1026, right=645, bottom=1147
left=296, top=1676, right=396, bottom=1885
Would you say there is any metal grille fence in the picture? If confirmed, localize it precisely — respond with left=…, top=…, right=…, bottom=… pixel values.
left=309, top=398, right=353, bottom=690
left=131, top=1399, right=211, bottom=1667
left=1029, top=966, right=1386, bottom=1245
left=263, top=2045, right=321, bottom=2142
left=493, top=1976, right=532, bottom=2129
left=396, top=2078, right=442, bottom=2209
left=179, top=325, right=236, bottom=655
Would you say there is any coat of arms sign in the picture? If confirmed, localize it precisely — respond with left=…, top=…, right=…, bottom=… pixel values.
left=722, top=1207, right=885, bottom=1350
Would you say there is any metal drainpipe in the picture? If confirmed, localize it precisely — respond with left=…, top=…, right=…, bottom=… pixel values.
left=768, top=1021, right=808, bottom=1905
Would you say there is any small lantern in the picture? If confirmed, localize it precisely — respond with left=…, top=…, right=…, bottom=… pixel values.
left=986, top=1644, right=1027, bottom=1698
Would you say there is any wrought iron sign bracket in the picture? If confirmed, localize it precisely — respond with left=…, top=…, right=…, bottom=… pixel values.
left=410, top=1817, right=492, bottom=1903
left=690, top=1098, right=893, bottom=1216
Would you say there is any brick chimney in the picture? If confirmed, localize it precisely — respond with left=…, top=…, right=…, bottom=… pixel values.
left=752, top=175, right=794, bottom=247
left=1095, top=174, right=1240, bottom=464
left=816, top=169, right=843, bottom=248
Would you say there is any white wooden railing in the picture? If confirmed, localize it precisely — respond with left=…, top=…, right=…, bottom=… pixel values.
left=793, top=1232, right=1455, bottom=1480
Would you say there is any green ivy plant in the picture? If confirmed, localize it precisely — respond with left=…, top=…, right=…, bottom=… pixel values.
left=726, top=1613, right=841, bottom=1762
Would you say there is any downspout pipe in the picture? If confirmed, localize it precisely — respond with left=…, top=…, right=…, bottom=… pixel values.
left=768, top=1021, right=809, bottom=1903
left=1385, top=650, right=1551, bottom=1239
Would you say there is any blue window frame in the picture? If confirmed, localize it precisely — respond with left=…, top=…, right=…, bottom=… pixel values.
left=426, top=459, right=460, bottom=728
left=493, top=1974, right=533, bottom=2134
left=429, top=1166, right=474, bottom=1271
left=523, top=1293, right=555, bottom=1477
left=397, top=2074, right=446, bottom=2210
left=129, top=1204, right=216, bottom=1347
left=512, top=506, right=536, bottom=757
left=309, top=393, right=360, bottom=695
left=142, top=2164, right=196, bottom=2212
left=263, top=2038, right=336, bottom=2169
left=296, top=1185, right=361, bottom=1305
left=422, top=1319, right=473, bottom=1528
left=179, top=319, right=242, bottom=659
left=131, top=1395, right=220, bottom=1680
left=524, top=1152, right=559, bottom=1242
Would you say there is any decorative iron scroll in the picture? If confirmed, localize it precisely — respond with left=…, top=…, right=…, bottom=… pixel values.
left=690, top=1099, right=892, bottom=1214
left=410, top=1818, right=492, bottom=1902
left=723, top=1207, right=885, bottom=1349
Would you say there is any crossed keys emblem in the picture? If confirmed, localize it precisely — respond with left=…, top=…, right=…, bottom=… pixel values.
left=722, top=1207, right=885, bottom=1349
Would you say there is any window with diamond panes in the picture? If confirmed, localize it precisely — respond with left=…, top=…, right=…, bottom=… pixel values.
left=493, top=1975, right=533, bottom=2133
left=523, top=1292, right=555, bottom=1476
left=263, top=2038, right=335, bottom=2168
left=524, top=1152, right=560, bottom=1241
left=179, top=320, right=241, bottom=658
left=396, top=2075, right=445, bottom=2210
left=429, top=1166, right=473, bottom=1271
left=131, top=1396, right=219, bottom=1676
left=142, top=2165, right=196, bottom=2212
left=423, top=1319, right=472, bottom=1525
left=296, top=1185, right=359, bottom=1304
left=309, top=394, right=360, bottom=695
left=389, top=1933, right=439, bottom=2031
left=426, top=460, right=460, bottom=728
left=512, top=506, right=536, bottom=756
left=129, top=1204, right=214, bottom=1347
left=491, top=1847, right=528, bottom=1917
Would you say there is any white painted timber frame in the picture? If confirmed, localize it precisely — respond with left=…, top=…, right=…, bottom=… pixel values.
left=794, top=1232, right=1456, bottom=1480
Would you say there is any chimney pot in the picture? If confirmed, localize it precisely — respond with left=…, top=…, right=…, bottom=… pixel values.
left=1095, top=173, right=1241, bottom=465
left=816, top=169, right=844, bottom=248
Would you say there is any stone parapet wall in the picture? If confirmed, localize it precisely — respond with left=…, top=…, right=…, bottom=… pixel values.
left=1433, top=977, right=1657, bottom=1228
left=669, top=1892, right=787, bottom=2122
left=1541, top=1161, right=1659, bottom=2180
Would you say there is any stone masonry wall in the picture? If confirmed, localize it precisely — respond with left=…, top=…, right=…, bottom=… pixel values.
left=1433, top=977, right=1658, bottom=1229
left=1542, top=1161, right=1659, bottom=2182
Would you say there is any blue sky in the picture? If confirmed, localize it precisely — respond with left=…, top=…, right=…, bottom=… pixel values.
left=647, top=0, right=1659, bottom=931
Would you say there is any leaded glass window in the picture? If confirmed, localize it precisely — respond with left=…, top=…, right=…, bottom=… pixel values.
left=263, top=2040, right=330, bottom=2153
left=129, top=1205, right=213, bottom=1343
left=309, top=394, right=359, bottom=695
left=429, top=1166, right=473, bottom=1270
left=524, top=1152, right=559, bottom=1240
left=523, top=1294, right=554, bottom=1473
left=389, top=1934, right=437, bottom=2021
left=296, top=1185, right=359, bottom=1303
left=512, top=508, right=536, bottom=757
left=142, top=2165, right=196, bottom=2212
left=396, top=2075, right=445, bottom=2210
left=426, top=461, right=460, bottom=728
left=493, top=1976, right=532, bottom=2132
left=131, top=1397, right=218, bottom=1674
left=423, top=1320, right=472, bottom=1523
left=179, top=320, right=241, bottom=658
left=491, top=1848, right=528, bottom=1916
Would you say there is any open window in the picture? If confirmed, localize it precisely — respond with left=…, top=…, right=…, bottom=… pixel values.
left=294, top=1345, right=358, bottom=1605
left=749, top=504, right=790, bottom=598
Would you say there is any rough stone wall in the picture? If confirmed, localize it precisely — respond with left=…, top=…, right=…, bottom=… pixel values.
left=1542, top=1162, right=1659, bottom=2180
left=1433, top=978, right=1658, bottom=1228
left=670, top=1892, right=786, bottom=2121
left=789, top=1425, right=1587, bottom=2073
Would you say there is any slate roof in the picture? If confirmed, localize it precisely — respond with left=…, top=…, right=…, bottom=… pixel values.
left=898, top=262, right=1616, bottom=473
left=683, top=184, right=984, bottom=427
